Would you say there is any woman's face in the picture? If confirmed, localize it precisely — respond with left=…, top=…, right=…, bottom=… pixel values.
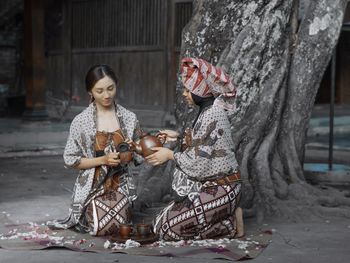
left=90, top=76, right=117, bottom=108
left=182, top=88, right=194, bottom=106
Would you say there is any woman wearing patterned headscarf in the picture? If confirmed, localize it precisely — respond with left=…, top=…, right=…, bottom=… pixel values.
left=146, top=57, right=244, bottom=241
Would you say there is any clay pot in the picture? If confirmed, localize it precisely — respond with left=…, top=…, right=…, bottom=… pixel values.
left=116, top=142, right=133, bottom=164
left=136, top=223, right=151, bottom=237
left=132, top=132, right=165, bottom=157
left=119, top=224, right=133, bottom=238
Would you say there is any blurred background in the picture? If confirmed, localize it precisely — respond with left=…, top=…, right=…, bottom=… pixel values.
left=0, top=0, right=349, bottom=127
left=0, top=0, right=195, bottom=127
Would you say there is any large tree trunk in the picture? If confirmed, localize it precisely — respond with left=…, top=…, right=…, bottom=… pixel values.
left=175, top=0, right=349, bottom=220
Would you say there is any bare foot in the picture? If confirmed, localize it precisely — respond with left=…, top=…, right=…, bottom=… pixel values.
left=234, top=207, right=244, bottom=238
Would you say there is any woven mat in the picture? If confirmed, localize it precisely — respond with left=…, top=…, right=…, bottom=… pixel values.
left=0, top=215, right=271, bottom=261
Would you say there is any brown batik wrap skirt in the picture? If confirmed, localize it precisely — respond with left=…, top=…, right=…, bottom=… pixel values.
left=85, top=190, right=130, bottom=236
left=153, top=182, right=242, bottom=241
left=84, top=130, right=130, bottom=236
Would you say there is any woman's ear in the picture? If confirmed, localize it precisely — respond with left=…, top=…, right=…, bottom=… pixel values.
left=88, top=92, right=95, bottom=103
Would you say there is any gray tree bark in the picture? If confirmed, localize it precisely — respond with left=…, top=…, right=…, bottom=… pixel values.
left=175, top=0, right=349, bottom=220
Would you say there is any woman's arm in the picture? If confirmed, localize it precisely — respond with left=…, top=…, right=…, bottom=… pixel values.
left=64, top=117, right=120, bottom=170
left=145, top=147, right=174, bottom=165
left=158, top=129, right=180, bottom=142
left=173, top=108, right=235, bottom=179
left=63, top=118, right=84, bottom=168
left=74, top=152, right=120, bottom=170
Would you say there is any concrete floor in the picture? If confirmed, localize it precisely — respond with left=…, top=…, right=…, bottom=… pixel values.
left=0, top=155, right=350, bottom=263
left=1, top=103, right=350, bottom=262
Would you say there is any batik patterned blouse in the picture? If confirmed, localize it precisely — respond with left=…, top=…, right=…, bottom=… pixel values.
left=172, top=105, right=239, bottom=198
left=61, top=102, right=142, bottom=227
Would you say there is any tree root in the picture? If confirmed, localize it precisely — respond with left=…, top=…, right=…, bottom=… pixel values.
left=251, top=183, right=350, bottom=222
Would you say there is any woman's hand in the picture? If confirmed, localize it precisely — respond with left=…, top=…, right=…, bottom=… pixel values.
left=75, top=152, right=120, bottom=170
left=159, top=129, right=179, bottom=142
left=103, top=152, right=121, bottom=167
left=145, top=147, right=174, bottom=166
left=125, top=138, right=134, bottom=147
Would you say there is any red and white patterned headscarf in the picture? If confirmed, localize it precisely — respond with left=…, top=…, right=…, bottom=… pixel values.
left=180, top=57, right=237, bottom=110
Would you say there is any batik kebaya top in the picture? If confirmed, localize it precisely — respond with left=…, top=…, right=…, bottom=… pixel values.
left=53, top=102, right=142, bottom=228
left=172, top=104, right=239, bottom=199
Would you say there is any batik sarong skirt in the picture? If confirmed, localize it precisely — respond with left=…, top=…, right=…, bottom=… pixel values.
left=153, top=182, right=241, bottom=241
left=85, top=190, right=130, bottom=236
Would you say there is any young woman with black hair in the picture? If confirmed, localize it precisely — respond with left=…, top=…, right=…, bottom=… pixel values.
left=48, top=65, right=142, bottom=235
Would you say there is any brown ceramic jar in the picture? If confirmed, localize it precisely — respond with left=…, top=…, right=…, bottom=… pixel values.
left=133, top=132, right=165, bottom=157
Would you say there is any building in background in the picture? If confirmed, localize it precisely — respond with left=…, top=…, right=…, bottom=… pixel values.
left=317, top=8, right=350, bottom=104
left=0, top=0, right=193, bottom=126
left=0, top=0, right=24, bottom=116
left=0, top=0, right=349, bottom=125
left=44, top=0, right=193, bottom=126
